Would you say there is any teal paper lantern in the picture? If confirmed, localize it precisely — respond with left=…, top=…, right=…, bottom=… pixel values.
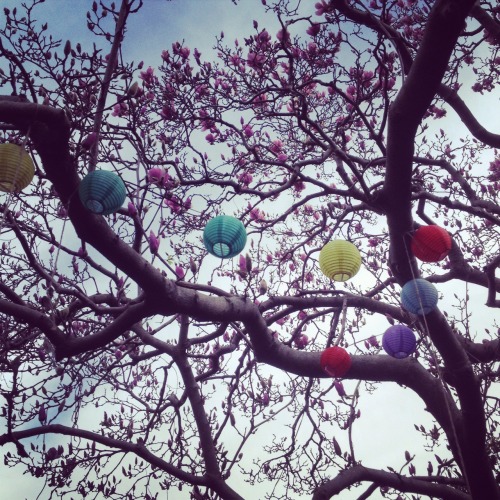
left=400, top=279, right=438, bottom=315
left=79, top=170, right=126, bottom=215
left=203, top=215, right=247, bottom=258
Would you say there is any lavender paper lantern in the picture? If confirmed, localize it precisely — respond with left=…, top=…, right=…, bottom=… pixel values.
left=400, top=278, right=438, bottom=315
left=79, top=170, right=127, bottom=215
left=382, top=325, right=417, bottom=359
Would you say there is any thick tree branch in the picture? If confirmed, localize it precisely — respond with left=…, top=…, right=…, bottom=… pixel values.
left=312, top=465, right=470, bottom=500
left=438, top=84, right=500, bottom=147
left=0, top=424, right=206, bottom=487
left=471, top=2, right=500, bottom=39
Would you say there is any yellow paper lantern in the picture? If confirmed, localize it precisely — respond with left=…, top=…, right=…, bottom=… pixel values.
left=0, top=143, right=35, bottom=192
left=319, top=240, right=361, bottom=282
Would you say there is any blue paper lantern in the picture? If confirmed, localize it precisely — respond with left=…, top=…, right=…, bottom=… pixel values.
left=79, top=170, right=126, bottom=215
left=203, top=215, right=247, bottom=258
left=400, top=278, right=438, bottom=315
left=382, top=325, right=417, bottom=359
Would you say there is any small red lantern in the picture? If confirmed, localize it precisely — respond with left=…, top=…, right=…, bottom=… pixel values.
left=320, top=346, right=352, bottom=378
left=411, top=225, right=452, bottom=262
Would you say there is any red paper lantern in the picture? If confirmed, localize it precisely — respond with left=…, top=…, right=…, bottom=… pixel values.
left=411, top=225, right=452, bottom=262
left=320, top=346, right=352, bottom=378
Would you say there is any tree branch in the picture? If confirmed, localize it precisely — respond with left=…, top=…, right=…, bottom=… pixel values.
left=312, top=465, right=470, bottom=500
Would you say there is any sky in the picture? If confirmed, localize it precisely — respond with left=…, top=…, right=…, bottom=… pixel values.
left=0, top=1, right=498, bottom=499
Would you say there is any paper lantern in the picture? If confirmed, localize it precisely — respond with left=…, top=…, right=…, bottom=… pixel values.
left=382, top=325, right=417, bottom=359
left=0, top=143, right=35, bottom=192
left=319, top=240, right=361, bottom=282
left=320, top=346, right=352, bottom=377
left=411, top=225, right=452, bottom=262
left=79, top=170, right=126, bottom=215
left=203, top=215, right=247, bottom=258
left=400, top=278, right=438, bottom=315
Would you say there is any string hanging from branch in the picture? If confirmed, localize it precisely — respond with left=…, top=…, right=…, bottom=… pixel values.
left=320, top=298, right=352, bottom=378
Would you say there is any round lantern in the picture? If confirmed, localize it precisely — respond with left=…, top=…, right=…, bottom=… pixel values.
left=0, top=143, right=35, bottom=192
left=382, top=325, right=417, bottom=359
left=319, top=240, right=361, bottom=282
left=320, top=346, right=352, bottom=378
left=79, top=170, right=126, bottom=215
left=411, top=225, right=452, bottom=262
left=203, top=215, right=247, bottom=258
left=400, top=278, right=438, bottom=315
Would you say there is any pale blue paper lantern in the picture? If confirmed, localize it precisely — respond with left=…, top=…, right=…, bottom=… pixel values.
left=400, top=279, right=438, bottom=315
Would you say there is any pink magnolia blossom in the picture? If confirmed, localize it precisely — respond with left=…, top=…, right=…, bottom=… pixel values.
left=247, top=52, right=266, bottom=69
left=249, top=207, right=263, bottom=221
left=139, top=66, right=155, bottom=87
left=238, top=171, right=253, bottom=186
left=293, top=180, right=306, bottom=192
left=243, top=124, right=254, bottom=137
left=334, top=381, right=346, bottom=397
left=294, top=334, right=309, bottom=349
left=276, top=28, right=290, bottom=44
left=164, top=196, right=182, bottom=214
left=315, top=1, right=332, bottom=16
left=307, top=23, right=321, bottom=37
left=81, top=132, right=98, bottom=150
left=256, top=30, right=271, bottom=46
left=270, top=140, right=283, bottom=154
left=175, top=265, right=185, bottom=279
left=112, top=102, right=128, bottom=117
left=127, top=202, right=137, bottom=216
left=147, top=168, right=166, bottom=184
left=148, top=231, right=160, bottom=254
left=261, top=392, right=270, bottom=406
left=160, top=103, right=176, bottom=120
left=239, top=254, right=246, bottom=274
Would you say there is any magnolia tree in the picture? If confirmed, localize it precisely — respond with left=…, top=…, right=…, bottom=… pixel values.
left=0, top=0, right=498, bottom=498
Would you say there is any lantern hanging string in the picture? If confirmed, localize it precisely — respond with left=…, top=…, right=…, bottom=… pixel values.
left=88, top=0, right=132, bottom=172
left=403, top=232, right=471, bottom=494
left=334, top=298, right=348, bottom=347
